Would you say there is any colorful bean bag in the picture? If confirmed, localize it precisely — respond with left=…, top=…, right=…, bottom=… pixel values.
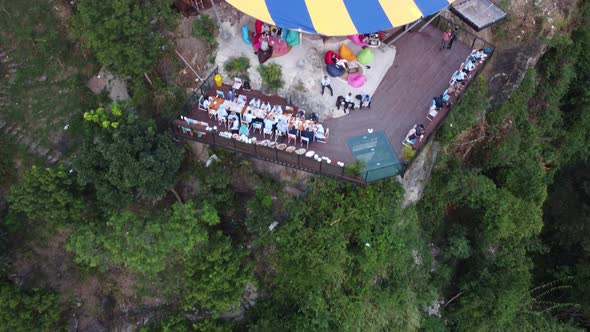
left=324, top=51, right=340, bottom=65
left=255, top=20, right=263, bottom=35
left=257, top=47, right=273, bottom=64
left=347, top=73, right=366, bottom=88
left=270, top=37, right=289, bottom=56
left=327, top=64, right=345, bottom=77
left=339, top=44, right=357, bottom=61
left=347, top=34, right=368, bottom=47
left=286, top=30, right=300, bottom=46
left=241, top=25, right=251, bottom=45
left=357, top=48, right=375, bottom=65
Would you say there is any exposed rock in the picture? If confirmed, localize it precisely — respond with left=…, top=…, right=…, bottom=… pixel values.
left=401, top=140, right=440, bottom=207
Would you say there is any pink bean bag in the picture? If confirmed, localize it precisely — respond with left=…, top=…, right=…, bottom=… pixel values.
left=347, top=73, right=366, bottom=88
left=348, top=34, right=368, bottom=47
left=270, top=37, right=289, bottom=56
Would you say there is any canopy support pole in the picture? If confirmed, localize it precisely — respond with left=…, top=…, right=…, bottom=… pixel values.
left=418, top=10, right=444, bottom=32
left=387, top=19, right=423, bottom=46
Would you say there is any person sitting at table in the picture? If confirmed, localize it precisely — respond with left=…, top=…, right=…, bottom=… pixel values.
left=276, top=120, right=288, bottom=134
left=301, top=127, right=314, bottom=141
left=404, top=124, right=425, bottom=145
left=271, top=105, right=283, bottom=114
left=288, top=125, right=298, bottom=136
left=314, top=124, right=325, bottom=141
left=243, top=109, right=254, bottom=124
left=230, top=117, right=240, bottom=134
left=249, top=98, right=261, bottom=108
left=217, top=105, right=228, bottom=118
left=310, top=112, right=319, bottom=122
left=294, top=108, right=305, bottom=118
left=202, top=96, right=212, bottom=110
left=226, top=89, right=235, bottom=101
left=263, top=117, right=275, bottom=131
left=432, top=95, right=448, bottom=109
left=450, top=70, right=467, bottom=86
left=261, top=101, right=272, bottom=112
left=463, top=60, right=475, bottom=74
left=228, top=112, right=239, bottom=124
left=344, top=93, right=354, bottom=111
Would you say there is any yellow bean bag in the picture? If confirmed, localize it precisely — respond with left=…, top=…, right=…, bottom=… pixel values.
left=339, top=44, right=357, bottom=61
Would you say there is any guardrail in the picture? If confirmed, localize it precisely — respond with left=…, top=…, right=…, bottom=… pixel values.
left=173, top=125, right=403, bottom=184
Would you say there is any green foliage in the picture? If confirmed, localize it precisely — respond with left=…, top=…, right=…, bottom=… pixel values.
left=250, top=179, right=433, bottom=330
left=439, top=77, right=490, bottom=145
left=75, top=103, right=183, bottom=209
left=402, top=145, right=416, bottom=161
left=257, top=63, right=284, bottom=93
left=344, top=159, right=365, bottom=177
left=245, top=187, right=274, bottom=236
left=223, top=55, right=250, bottom=78
left=192, top=15, right=218, bottom=51
left=74, top=0, right=176, bottom=77
left=7, top=165, right=84, bottom=226
left=182, top=232, right=252, bottom=315
left=66, top=202, right=219, bottom=276
left=0, top=283, right=63, bottom=332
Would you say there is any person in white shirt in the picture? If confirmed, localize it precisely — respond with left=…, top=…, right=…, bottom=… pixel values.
left=249, top=98, right=261, bottom=108
left=463, top=60, right=475, bottom=73
left=450, top=70, right=466, bottom=85
left=321, top=76, right=333, bottom=96
left=263, top=117, right=276, bottom=131
left=243, top=109, right=254, bottom=124
left=261, top=101, right=272, bottom=112
left=202, top=97, right=210, bottom=109
left=271, top=105, right=283, bottom=114
left=336, top=58, right=348, bottom=70
left=344, top=93, right=353, bottom=110
left=314, top=124, right=325, bottom=141
left=218, top=106, right=228, bottom=119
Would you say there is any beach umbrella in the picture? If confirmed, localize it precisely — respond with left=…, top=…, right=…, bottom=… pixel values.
left=225, top=0, right=455, bottom=36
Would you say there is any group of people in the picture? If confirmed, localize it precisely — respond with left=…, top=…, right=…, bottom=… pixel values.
left=320, top=75, right=371, bottom=113
left=449, top=48, right=488, bottom=95
left=441, top=26, right=460, bottom=50
left=335, top=93, right=372, bottom=112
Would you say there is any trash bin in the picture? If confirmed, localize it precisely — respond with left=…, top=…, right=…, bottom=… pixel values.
left=214, top=74, right=222, bottom=87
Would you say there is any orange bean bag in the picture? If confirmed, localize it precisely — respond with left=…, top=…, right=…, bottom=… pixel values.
left=339, top=44, right=357, bottom=61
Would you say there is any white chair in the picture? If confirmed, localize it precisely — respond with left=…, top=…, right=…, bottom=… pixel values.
left=427, top=106, right=438, bottom=121
left=316, top=128, right=329, bottom=143
left=218, top=116, right=227, bottom=128
left=198, top=96, right=206, bottom=111
left=208, top=109, right=217, bottom=119
left=216, top=90, right=225, bottom=98
left=287, top=133, right=297, bottom=145
left=252, top=122, right=263, bottom=134
left=263, top=128, right=273, bottom=139
left=232, top=77, right=242, bottom=90
left=301, top=136, right=310, bottom=149
left=238, top=95, right=247, bottom=105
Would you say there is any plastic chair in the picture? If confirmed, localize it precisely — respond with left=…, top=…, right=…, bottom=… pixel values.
left=287, top=133, right=297, bottom=144
left=198, top=96, right=206, bottom=111
left=427, top=106, right=438, bottom=121
left=263, top=128, right=273, bottom=139
left=218, top=116, right=227, bottom=128
left=238, top=95, right=247, bottom=104
left=252, top=122, right=263, bottom=134
left=301, top=136, right=310, bottom=149
left=274, top=130, right=285, bottom=142
left=233, top=77, right=242, bottom=90
left=216, top=90, right=225, bottom=98
left=316, top=128, right=329, bottom=143
left=209, top=109, right=217, bottom=119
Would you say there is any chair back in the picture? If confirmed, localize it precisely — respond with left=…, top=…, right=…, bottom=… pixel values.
left=216, top=90, right=225, bottom=98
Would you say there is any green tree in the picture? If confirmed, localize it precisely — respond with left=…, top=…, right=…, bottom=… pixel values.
left=0, top=283, right=63, bottom=332
left=66, top=202, right=219, bottom=276
left=74, top=0, right=176, bottom=77
left=75, top=103, right=183, bottom=209
left=182, top=232, right=252, bottom=315
left=7, top=165, right=84, bottom=226
left=244, top=187, right=274, bottom=236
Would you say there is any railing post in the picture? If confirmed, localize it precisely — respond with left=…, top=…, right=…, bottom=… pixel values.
left=297, top=154, right=300, bottom=168
left=275, top=149, right=278, bottom=162
left=211, top=132, right=216, bottom=145
left=232, top=138, right=236, bottom=150
left=319, top=161, right=322, bottom=174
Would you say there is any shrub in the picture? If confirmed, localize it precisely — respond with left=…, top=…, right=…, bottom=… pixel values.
left=401, top=145, right=416, bottom=161
left=257, top=63, right=284, bottom=93
left=224, top=55, right=250, bottom=78
left=345, top=159, right=365, bottom=177
left=193, top=14, right=217, bottom=51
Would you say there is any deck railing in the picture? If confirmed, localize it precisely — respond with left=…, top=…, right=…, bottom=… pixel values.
left=172, top=126, right=374, bottom=184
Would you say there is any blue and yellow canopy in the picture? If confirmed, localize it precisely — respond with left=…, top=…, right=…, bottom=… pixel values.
left=226, top=0, right=455, bottom=36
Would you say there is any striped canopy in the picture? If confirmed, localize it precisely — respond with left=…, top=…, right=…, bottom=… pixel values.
left=226, top=0, right=455, bottom=36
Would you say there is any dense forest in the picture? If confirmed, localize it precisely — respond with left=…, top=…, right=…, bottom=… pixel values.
left=0, top=0, right=589, bottom=330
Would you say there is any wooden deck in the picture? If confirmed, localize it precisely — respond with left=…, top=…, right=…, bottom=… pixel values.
left=312, top=25, right=472, bottom=163
left=180, top=24, right=475, bottom=170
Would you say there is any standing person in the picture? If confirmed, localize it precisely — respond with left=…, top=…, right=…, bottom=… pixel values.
left=448, top=26, right=459, bottom=49
left=321, top=76, right=333, bottom=96
left=441, top=29, right=451, bottom=49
